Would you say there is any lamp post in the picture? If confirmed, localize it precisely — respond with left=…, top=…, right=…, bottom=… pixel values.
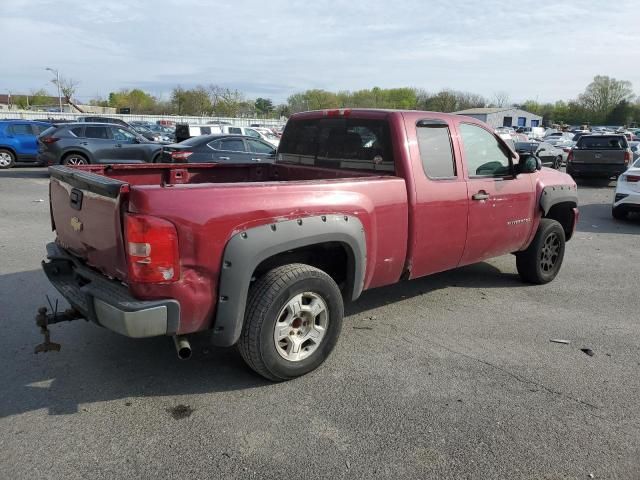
left=45, top=67, right=63, bottom=112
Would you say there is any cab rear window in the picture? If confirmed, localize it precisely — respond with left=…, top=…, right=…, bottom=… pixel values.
left=577, top=136, right=628, bottom=149
left=278, top=118, right=394, bottom=173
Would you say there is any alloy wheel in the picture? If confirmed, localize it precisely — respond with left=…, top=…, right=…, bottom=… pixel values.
left=273, top=292, right=329, bottom=362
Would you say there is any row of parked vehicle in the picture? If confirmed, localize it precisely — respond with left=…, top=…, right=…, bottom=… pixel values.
left=0, top=117, right=282, bottom=168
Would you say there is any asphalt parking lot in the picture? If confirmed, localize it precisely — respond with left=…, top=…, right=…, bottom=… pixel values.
left=1, top=167, right=639, bottom=479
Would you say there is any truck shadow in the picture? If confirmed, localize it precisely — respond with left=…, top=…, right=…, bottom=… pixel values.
left=347, top=262, right=523, bottom=317
left=574, top=177, right=616, bottom=189
left=0, top=262, right=521, bottom=418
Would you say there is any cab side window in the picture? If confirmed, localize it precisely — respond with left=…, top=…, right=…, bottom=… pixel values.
left=459, top=123, right=511, bottom=177
left=416, top=121, right=456, bottom=178
left=9, top=124, right=33, bottom=135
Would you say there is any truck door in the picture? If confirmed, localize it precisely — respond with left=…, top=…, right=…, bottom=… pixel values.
left=456, top=122, right=535, bottom=265
left=408, top=119, right=469, bottom=278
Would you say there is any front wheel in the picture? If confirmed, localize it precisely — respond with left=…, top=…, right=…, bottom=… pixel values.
left=516, top=219, right=566, bottom=284
left=612, top=206, right=627, bottom=220
left=237, top=263, right=344, bottom=381
left=0, top=149, right=15, bottom=169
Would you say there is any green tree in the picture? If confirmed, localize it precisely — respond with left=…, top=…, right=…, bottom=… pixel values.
left=255, top=97, right=274, bottom=115
left=171, top=86, right=212, bottom=115
left=579, top=75, right=635, bottom=124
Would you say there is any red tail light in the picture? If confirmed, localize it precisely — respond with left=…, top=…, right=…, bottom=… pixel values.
left=624, top=150, right=631, bottom=165
left=325, top=109, right=351, bottom=117
left=170, top=151, right=192, bottom=162
left=124, top=214, right=179, bottom=283
left=567, top=150, right=574, bottom=163
left=624, top=175, right=640, bottom=183
left=41, top=137, right=60, bottom=144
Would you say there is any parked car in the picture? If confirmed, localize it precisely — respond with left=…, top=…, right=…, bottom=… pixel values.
left=175, top=123, right=278, bottom=146
left=161, top=134, right=276, bottom=163
left=566, top=134, right=632, bottom=178
left=515, top=141, right=564, bottom=169
left=130, top=124, right=171, bottom=142
left=629, top=141, right=640, bottom=161
left=37, top=122, right=163, bottom=165
left=612, top=157, right=640, bottom=219
left=39, top=109, right=578, bottom=381
left=0, top=119, right=52, bottom=168
left=77, top=116, right=129, bottom=128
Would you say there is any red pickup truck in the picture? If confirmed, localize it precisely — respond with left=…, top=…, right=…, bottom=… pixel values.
left=40, top=109, right=578, bottom=381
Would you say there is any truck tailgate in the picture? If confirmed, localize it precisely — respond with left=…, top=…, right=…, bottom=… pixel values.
left=49, top=166, right=129, bottom=280
left=573, top=149, right=625, bottom=164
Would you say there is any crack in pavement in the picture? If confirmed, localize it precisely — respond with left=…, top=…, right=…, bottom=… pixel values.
left=405, top=335, right=604, bottom=417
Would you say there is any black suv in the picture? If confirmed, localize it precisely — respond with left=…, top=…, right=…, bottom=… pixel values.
left=38, top=123, right=163, bottom=166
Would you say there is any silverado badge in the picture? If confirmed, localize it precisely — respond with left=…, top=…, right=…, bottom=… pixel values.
left=70, top=217, right=83, bottom=232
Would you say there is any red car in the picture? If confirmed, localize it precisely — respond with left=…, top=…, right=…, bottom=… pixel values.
left=40, top=109, right=578, bottom=381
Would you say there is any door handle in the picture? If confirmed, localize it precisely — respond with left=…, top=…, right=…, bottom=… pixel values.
left=218, top=156, right=230, bottom=161
left=472, top=191, right=490, bottom=201
left=251, top=158, right=262, bottom=162
left=79, top=142, right=88, bottom=145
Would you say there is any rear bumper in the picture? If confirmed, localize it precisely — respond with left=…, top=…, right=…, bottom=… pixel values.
left=613, top=192, right=640, bottom=211
left=567, top=163, right=626, bottom=177
left=42, top=243, right=180, bottom=338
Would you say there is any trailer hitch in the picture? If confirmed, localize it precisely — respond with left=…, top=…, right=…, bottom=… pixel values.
left=34, top=299, right=84, bottom=353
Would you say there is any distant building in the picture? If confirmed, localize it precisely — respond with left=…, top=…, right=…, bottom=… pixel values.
left=454, top=107, right=543, bottom=129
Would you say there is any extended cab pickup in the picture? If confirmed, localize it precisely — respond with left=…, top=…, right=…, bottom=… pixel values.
left=41, top=109, right=578, bottom=380
left=566, top=134, right=632, bottom=178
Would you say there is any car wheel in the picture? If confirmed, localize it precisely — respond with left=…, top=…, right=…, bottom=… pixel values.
left=566, top=167, right=577, bottom=178
left=0, top=149, right=15, bottom=169
left=612, top=206, right=627, bottom=220
left=152, top=153, right=161, bottom=163
left=62, top=153, right=89, bottom=166
left=553, top=156, right=562, bottom=170
left=516, top=218, right=566, bottom=284
left=237, top=263, right=344, bottom=381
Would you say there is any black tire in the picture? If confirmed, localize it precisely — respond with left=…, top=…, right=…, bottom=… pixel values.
left=566, top=166, right=577, bottom=178
left=612, top=206, right=627, bottom=220
left=553, top=156, right=562, bottom=170
left=0, top=148, right=15, bottom=169
left=516, top=219, right=566, bottom=284
left=238, top=263, right=344, bottom=381
left=152, top=153, right=161, bottom=163
left=62, top=153, right=89, bottom=166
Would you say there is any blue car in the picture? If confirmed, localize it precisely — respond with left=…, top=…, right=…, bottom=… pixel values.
left=0, top=120, right=53, bottom=169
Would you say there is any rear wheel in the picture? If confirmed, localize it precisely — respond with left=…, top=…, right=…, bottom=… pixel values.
left=553, top=156, right=562, bottom=170
left=62, top=153, right=89, bottom=166
left=612, top=206, right=627, bottom=220
left=0, top=149, right=15, bottom=169
left=238, top=263, right=344, bottom=381
left=516, top=219, right=566, bottom=284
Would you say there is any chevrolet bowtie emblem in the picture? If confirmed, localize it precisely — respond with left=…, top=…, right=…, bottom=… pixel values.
left=70, top=217, right=83, bottom=232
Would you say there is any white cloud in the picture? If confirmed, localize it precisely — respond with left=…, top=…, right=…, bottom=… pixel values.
left=0, top=0, right=638, bottom=103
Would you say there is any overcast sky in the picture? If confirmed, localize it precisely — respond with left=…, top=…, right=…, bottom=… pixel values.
left=1, top=0, right=638, bottom=104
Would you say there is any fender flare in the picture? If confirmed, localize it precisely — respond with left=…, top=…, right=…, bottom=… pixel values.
left=539, top=185, right=578, bottom=215
left=211, top=214, right=366, bottom=347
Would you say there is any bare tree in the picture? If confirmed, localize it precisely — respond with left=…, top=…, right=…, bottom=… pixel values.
left=51, top=76, right=79, bottom=103
left=492, top=91, right=511, bottom=108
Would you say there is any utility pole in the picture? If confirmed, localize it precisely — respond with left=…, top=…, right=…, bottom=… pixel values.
left=46, top=67, right=63, bottom=112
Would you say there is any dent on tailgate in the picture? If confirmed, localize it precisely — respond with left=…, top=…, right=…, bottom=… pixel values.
left=49, top=174, right=128, bottom=280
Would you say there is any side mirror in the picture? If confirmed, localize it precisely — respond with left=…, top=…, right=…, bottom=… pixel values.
left=519, top=156, right=539, bottom=174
